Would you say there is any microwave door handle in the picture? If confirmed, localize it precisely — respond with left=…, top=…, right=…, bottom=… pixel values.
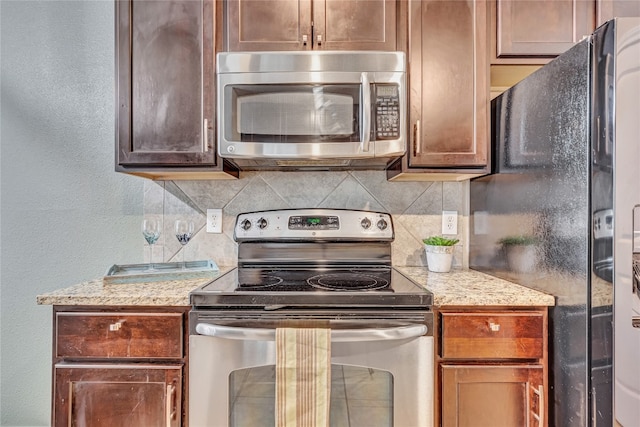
left=195, top=323, right=427, bottom=342
left=360, top=72, right=371, bottom=153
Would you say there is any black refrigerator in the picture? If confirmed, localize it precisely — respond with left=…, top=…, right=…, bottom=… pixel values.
left=470, top=18, right=640, bottom=427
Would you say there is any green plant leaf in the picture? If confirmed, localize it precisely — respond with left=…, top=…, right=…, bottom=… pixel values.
left=422, top=236, right=459, bottom=246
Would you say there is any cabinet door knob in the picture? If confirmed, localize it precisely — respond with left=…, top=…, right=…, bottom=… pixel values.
left=302, top=34, right=308, bottom=46
left=488, top=322, right=500, bottom=332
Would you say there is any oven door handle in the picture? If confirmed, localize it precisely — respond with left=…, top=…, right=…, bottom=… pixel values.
left=195, top=323, right=428, bottom=342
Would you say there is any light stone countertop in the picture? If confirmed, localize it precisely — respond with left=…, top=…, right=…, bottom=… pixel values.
left=36, top=267, right=234, bottom=307
left=397, top=267, right=555, bottom=307
left=37, top=266, right=555, bottom=307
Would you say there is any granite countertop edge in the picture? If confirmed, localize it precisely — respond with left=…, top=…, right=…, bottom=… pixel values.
left=37, top=266, right=555, bottom=307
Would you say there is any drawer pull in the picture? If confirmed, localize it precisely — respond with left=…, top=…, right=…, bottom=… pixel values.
left=489, top=322, right=501, bottom=332
left=109, top=321, right=124, bottom=331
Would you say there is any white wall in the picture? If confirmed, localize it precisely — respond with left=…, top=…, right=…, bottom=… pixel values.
left=0, top=2, right=143, bottom=425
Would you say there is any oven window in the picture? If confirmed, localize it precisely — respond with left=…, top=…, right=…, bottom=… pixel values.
left=224, top=84, right=361, bottom=143
left=229, top=364, right=393, bottom=426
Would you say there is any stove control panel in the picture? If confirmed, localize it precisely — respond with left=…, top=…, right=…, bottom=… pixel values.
left=289, top=215, right=340, bottom=230
left=234, top=209, right=394, bottom=241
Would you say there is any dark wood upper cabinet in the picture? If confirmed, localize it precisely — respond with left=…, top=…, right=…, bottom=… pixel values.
left=388, top=0, right=489, bottom=180
left=597, top=0, right=640, bottom=25
left=489, top=1, right=640, bottom=97
left=492, top=0, right=595, bottom=64
left=225, top=0, right=397, bottom=51
left=116, top=0, right=238, bottom=180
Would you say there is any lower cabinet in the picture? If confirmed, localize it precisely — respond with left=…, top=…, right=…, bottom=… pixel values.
left=51, top=306, right=189, bottom=427
left=436, top=307, right=548, bottom=427
left=54, top=365, right=182, bottom=427
left=441, top=364, right=544, bottom=426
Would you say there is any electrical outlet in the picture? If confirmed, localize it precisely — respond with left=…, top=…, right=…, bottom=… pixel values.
left=206, top=209, right=223, bottom=233
left=442, top=210, right=458, bottom=235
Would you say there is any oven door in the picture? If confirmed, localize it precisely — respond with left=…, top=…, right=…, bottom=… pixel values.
left=189, top=311, right=434, bottom=427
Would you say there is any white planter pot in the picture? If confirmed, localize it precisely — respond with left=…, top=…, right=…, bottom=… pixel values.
left=424, top=245, right=454, bottom=273
left=505, top=244, right=538, bottom=273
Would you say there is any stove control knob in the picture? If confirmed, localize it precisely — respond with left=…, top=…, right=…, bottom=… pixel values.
left=360, top=217, right=372, bottom=230
left=240, top=219, right=252, bottom=231
left=257, top=217, right=268, bottom=229
left=377, top=219, right=388, bottom=230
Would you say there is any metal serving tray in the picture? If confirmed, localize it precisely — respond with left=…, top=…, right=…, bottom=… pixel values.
left=104, top=260, right=219, bottom=285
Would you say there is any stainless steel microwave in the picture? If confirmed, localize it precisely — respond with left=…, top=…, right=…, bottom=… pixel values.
left=216, top=51, right=406, bottom=170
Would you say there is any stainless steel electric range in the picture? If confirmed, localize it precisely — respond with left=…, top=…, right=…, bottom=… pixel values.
left=189, top=209, right=434, bottom=427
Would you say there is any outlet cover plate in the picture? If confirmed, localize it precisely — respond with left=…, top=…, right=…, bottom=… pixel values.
left=206, top=209, right=223, bottom=233
left=442, top=210, right=458, bottom=235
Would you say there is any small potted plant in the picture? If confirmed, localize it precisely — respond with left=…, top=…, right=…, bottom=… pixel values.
left=499, top=235, right=539, bottom=273
left=422, top=236, right=459, bottom=273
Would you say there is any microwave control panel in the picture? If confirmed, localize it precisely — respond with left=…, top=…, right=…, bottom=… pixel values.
left=374, top=84, right=400, bottom=140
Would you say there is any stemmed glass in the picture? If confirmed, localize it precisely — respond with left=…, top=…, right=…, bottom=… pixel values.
left=174, top=219, right=195, bottom=269
left=141, top=218, right=161, bottom=271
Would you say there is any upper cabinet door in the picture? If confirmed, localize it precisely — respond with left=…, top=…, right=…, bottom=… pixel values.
left=407, top=0, right=489, bottom=169
left=493, top=0, right=595, bottom=63
left=597, top=0, right=640, bottom=26
left=225, top=0, right=396, bottom=51
left=226, top=0, right=313, bottom=51
left=116, top=0, right=216, bottom=167
left=313, top=0, right=396, bottom=50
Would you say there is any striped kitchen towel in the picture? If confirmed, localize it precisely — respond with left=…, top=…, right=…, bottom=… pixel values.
left=276, top=328, right=331, bottom=427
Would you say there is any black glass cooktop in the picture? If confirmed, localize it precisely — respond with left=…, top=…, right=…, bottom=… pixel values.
left=190, top=266, right=433, bottom=308
left=236, top=267, right=392, bottom=292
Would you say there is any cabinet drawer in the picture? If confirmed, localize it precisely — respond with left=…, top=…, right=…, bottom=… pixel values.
left=56, top=313, right=183, bottom=359
left=441, top=312, right=544, bottom=359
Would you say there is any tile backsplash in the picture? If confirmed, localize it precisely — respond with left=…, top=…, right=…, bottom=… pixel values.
left=143, top=171, right=468, bottom=268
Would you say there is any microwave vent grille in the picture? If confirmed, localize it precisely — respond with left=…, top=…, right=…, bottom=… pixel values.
left=275, top=159, right=351, bottom=167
